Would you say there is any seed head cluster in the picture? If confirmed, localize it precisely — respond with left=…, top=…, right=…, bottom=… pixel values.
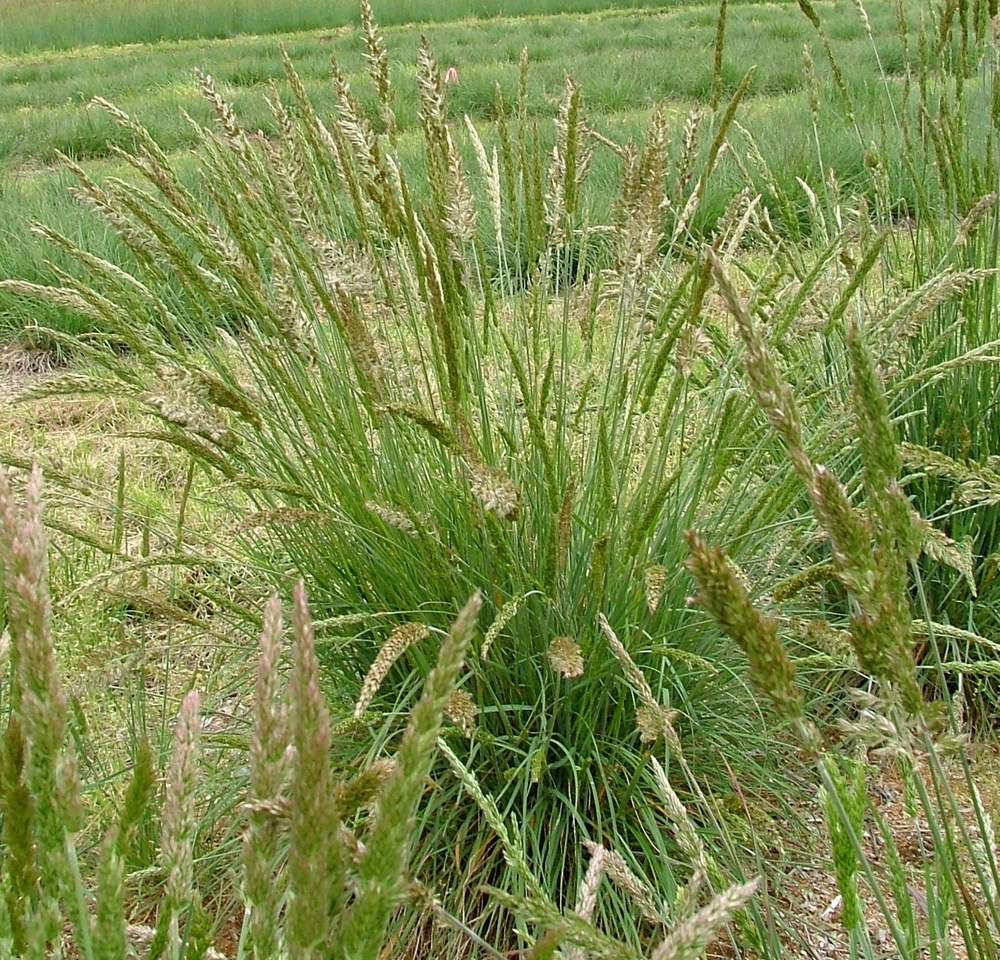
left=547, top=635, right=584, bottom=678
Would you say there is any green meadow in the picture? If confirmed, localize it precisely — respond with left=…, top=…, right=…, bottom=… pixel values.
left=0, top=0, right=916, bottom=338
left=2, top=1, right=1000, bottom=959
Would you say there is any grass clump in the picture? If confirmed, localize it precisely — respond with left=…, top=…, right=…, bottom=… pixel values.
left=0, top=5, right=804, bottom=948
left=0, top=463, right=764, bottom=960
left=5, top=0, right=1000, bottom=955
left=0, top=0, right=679, bottom=56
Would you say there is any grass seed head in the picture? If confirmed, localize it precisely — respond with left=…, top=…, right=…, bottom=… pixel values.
left=645, top=564, right=669, bottom=613
left=546, top=73, right=591, bottom=238
left=162, top=690, right=201, bottom=920
left=684, top=530, right=805, bottom=725
left=288, top=580, right=338, bottom=950
left=243, top=595, right=290, bottom=957
left=709, top=251, right=813, bottom=482
left=650, top=757, right=709, bottom=874
left=196, top=69, right=243, bottom=147
left=956, top=192, right=998, bottom=243
left=547, top=636, right=584, bottom=678
left=651, top=877, right=759, bottom=960
left=0, top=715, right=38, bottom=955
left=355, top=622, right=431, bottom=719
left=636, top=703, right=680, bottom=746
left=819, top=760, right=863, bottom=931
left=810, top=465, right=876, bottom=602
left=359, top=0, right=397, bottom=141
left=469, top=463, right=520, bottom=521
left=365, top=501, right=420, bottom=538
left=584, top=840, right=667, bottom=924
left=480, top=594, right=524, bottom=659
left=0, top=466, right=84, bottom=857
left=338, top=594, right=481, bottom=959
left=249, top=593, right=288, bottom=804
left=337, top=758, right=396, bottom=816
left=574, top=844, right=606, bottom=923
left=444, top=690, right=478, bottom=737
left=599, top=616, right=683, bottom=752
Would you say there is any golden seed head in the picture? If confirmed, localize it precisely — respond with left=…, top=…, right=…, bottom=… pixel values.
left=547, top=636, right=585, bottom=678
left=469, top=464, right=520, bottom=521
left=354, top=622, right=430, bottom=719
left=444, top=690, right=478, bottom=737
left=644, top=564, right=669, bottom=613
left=636, top=703, right=679, bottom=746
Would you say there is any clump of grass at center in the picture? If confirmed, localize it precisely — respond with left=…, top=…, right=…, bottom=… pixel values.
left=2, top=1, right=884, bottom=951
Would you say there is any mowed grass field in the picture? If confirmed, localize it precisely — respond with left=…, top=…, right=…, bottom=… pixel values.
left=0, top=0, right=918, bottom=340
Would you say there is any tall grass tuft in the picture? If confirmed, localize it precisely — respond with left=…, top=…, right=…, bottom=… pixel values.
left=688, top=251, right=1000, bottom=958
left=3, top=467, right=765, bottom=958
left=0, top=5, right=811, bottom=947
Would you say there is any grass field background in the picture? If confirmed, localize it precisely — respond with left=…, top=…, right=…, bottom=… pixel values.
left=1, top=0, right=777, bottom=53
left=0, top=0, right=920, bottom=340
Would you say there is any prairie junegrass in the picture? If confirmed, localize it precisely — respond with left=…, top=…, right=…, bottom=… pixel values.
left=4, top=0, right=1000, bottom=955
left=0, top=467, right=769, bottom=958
left=0, top=5, right=814, bottom=947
